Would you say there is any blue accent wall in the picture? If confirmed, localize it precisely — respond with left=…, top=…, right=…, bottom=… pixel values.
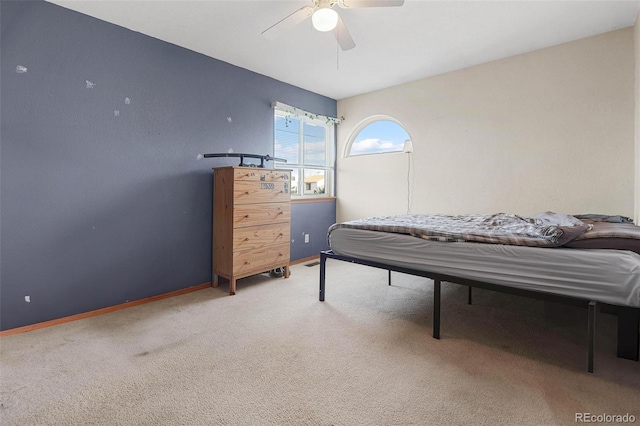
left=0, top=0, right=336, bottom=330
left=291, top=201, right=336, bottom=260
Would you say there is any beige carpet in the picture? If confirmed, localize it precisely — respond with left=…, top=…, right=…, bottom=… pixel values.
left=1, top=260, right=639, bottom=425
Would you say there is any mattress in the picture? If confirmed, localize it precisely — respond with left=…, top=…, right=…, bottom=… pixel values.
left=328, top=227, right=640, bottom=308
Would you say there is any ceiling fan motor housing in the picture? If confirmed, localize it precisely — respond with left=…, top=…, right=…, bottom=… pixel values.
left=262, top=0, right=404, bottom=51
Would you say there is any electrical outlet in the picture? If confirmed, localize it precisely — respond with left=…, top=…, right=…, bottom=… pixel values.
left=304, top=233, right=310, bottom=243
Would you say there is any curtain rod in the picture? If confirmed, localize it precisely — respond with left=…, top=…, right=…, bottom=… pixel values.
left=271, top=101, right=342, bottom=124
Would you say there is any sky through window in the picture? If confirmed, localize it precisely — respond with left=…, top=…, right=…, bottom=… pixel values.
left=349, top=120, right=410, bottom=156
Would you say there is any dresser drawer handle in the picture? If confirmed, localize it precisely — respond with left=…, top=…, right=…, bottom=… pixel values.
left=245, top=191, right=250, bottom=195
left=276, top=211, right=283, bottom=215
left=244, top=215, right=250, bottom=218
left=244, top=238, right=250, bottom=241
left=245, top=261, right=250, bottom=265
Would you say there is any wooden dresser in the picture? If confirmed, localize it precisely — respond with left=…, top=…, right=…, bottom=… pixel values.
left=212, top=166, right=291, bottom=294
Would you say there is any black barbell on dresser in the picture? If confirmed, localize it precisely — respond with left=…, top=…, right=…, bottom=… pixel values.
left=203, top=153, right=287, bottom=168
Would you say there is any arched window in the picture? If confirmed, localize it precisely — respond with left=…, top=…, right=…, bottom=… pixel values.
left=345, top=116, right=412, bottom=157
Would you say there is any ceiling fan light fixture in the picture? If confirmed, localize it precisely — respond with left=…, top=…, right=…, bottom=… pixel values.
left=312, top=7, right=339, bottom=32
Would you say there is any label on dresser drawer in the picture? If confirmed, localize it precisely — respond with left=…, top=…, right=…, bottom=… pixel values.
left=233, top=243, right=290, bottom=276
left=233, top=203, right=290, bottom=228
left=233, top=223, right=290, bottom=252
left=234, top=181, right=290, bottom=204
left=234, top=169, right=290, bottom=182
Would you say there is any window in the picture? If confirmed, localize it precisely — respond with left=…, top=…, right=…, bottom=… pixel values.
left=345, top=116, right=411, bottom=157
left=273, top=103, right=336, bottom=197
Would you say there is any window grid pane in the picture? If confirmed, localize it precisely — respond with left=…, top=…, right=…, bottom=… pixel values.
left=275, top=116, right=300, bottom=164
left=302, top=169, right=326, bottom=195
left=303, top=122, right=326, bottom=166
left=289, top=168, right=301, bottom=197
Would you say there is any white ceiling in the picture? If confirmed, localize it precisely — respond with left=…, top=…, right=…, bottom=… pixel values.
left=46, top=0, right=640, bottom=100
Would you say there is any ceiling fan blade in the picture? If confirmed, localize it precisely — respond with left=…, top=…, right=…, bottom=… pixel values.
left=333, top=15, right=356, bottom=51
left=261, top=6, right=314, bottom=40
left=339, top=0, right=404, bottom=8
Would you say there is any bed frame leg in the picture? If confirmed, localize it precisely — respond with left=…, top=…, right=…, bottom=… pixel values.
left=388, top=270, right=391, bottom=286
left=616, top=306, right=640, bottom=361
left=468, top=286, right=472, bottom=305
left=588, top=301, right=596, bottom=373
left=433, top=279, right=441, bottom=339
left=319, top=252, right=326, bottom=302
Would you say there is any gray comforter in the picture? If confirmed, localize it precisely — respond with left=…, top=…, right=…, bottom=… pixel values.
left=328, top=212, right=594, bottom=247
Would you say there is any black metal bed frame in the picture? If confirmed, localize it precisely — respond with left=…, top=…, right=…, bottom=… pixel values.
left=319, top=250, right=640, bottom=373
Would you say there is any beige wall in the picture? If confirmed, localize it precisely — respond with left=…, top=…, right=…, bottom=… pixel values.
left=635, top=11, right=640, bottom=225
left=337, top=29, right=635, bottom=222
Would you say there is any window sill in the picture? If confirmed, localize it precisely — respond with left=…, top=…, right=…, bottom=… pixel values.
left=291, top=196, right=336, bottom=204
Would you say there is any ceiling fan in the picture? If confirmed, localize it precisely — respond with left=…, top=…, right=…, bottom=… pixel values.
left=261, top=0, right=405, bottom=51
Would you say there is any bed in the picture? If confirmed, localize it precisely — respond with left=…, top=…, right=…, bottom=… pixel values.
left=319, top=212, right=640, bottom=373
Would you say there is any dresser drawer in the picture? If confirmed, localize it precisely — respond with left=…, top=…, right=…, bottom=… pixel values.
left=233, top=180, right=290, bottom=204
left=233, top=169, right=290, bottom=182
left=233, top=203, right=290, bottom=228
left=233, top=223, right=290, bottom=252
left=233, top=243, right=290, bottom=276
